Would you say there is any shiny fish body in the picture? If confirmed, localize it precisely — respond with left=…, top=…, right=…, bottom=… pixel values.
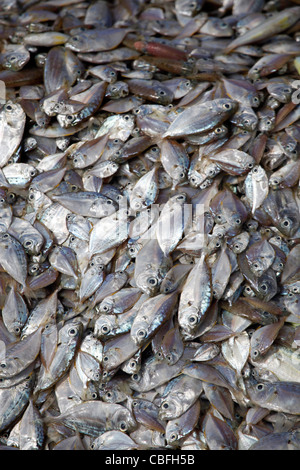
left=34, top=319, right=83, bottom=393
left=247, top=379, right=300, bottom=414
left=163, top=99, right=237, bottom=138
left=47, top=400, right=136, bottom=436
left=0, top=233, right=28, bottom=289
left=0, top=373, right=35, bottom=433
left=52, top=191, right=117, bottom=218
left=130, top=292, right=178, bottom=346
left=66, top=28, right=131, bottom=54
left=134, top=238, right=172, bottom=296
left=224, top=7, right=300, bottom=53
left=0, top=328, right=42, bottom=378
left=0, top=102, right=26, bottom=168
left=178, top=252, right=212, bottom=337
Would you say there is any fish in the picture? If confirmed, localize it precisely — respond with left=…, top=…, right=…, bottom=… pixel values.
left=246, top=379, right=300, bottom=414
left=130, top=292, right=178, bottom=346
left=224, top=7, right=300, bottom=53
left=0, top=372, right=35, bottom=433
left=162, top=99, right=237, bottom=138
left=0, top=102, right=26, bottom=168
left=178, top=252, right=212, bottom=337
left=34, top=319, right=83, bottom=393
left=45, top=400, right=136, bottom=436
left=66, top=28, right=131, bottom=53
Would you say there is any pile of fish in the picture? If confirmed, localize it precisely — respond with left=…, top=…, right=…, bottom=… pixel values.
left=0, top=0, right=300, bottom=451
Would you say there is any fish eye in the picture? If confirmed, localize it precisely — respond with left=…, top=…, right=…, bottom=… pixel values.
left=188, top=314, right=198, bottom=325
left=119, top=422, right=127, bottom=431
left=137, top=328, right=147, bottom=338
left=235, top=218, right=242, bottom=225
left=68, top=327, right=78, bottom=336
left=223, top=103, right=232, bottom=110
left=220, top=22, right=228, bottom=28
left=281, top=219, right=290, bottom=228
left=72, top=36, right=79, bottom=41
left=214, top=127, right=223, bottom=134
left=253, top=97, right=260, bottom=104
left=103, top=355, right=109, bottom=362
left=159, top=90, right=166, bottom=96
left=1, top=234, right=9, bottom=239
left=169, top=433, right=178, bottom=442
left=0, top=362, right=6, bottom=368
left=30, top=264, right=39, bottom=273
left=91, top=392, right=97, bottom=399
left=101, top=325, right=110, bottom=334
left=132, top=400, right=138, bottom=407
left=106, top=199, right=113, bottom=205
left=162, top=401, right=169, bottom=409
left=248, top=163, right=254, bottom=169
left=67, top=115, right=74, bottom=121
left=132, top=373, right=139, bottom=381
left=5, top=104, right=12, bottom=111
left=147, top=277, right=158, bottom=286
left=252, top=167, right=258, bottom=173
left=215, top=242, right=221, bottom=248
left=252, top=349, right=259, bottom=357
left=24, top=240, right=33, bottom=247
left=256, top=383, right=264, bottom=391
left=109, top=71, right=116, bottom=76
left=124, top=115, right=130, bottom=121
left=260, top=283, right=268, bottom=291
left=14, top=326, right=21, bottom=334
